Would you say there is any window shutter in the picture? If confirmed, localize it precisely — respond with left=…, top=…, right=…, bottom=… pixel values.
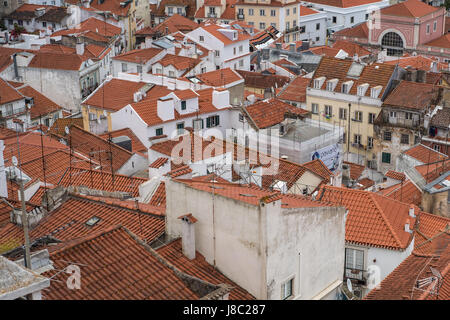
left=345, top=249, right=354, bottom=269
left=206, top=117, right=211, bottom=128
left=215, top=115, right=219, bottom=126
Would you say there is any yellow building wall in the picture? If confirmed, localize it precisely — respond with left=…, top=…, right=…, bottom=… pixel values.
left=235, top=3, right=298, bottom=30
left=245, top=86, right=265, bottom=96
left=305, top=94, right=380, bottom=160
left=82, top=105, right=113, bottom=133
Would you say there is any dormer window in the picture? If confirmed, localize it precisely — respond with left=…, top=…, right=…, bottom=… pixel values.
left=181, top=100, right=186, bottom=110
left=357, top=83, right=369, bottom=96
left=313, top=76, right=325, bottom=89
left=371, top=85, right=382, bottom=98
left=342, top=81, right=353, bottom=94
left=326, top=79, right=338, bottom=92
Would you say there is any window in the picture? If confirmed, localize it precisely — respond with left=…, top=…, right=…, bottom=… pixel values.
left=239, top=59, right=244, bottom=67
left=382, top=152, right=391, bottom=164
left=270, top=9, right=276, bottom=16
left=209, top=7, right=215, bottom=15
left=215, top=50, right=220, bottom=57
left=248, top=8, right=254, bottom=16
left=239, top=45, right=243, bottom=52
left=286, top=22, right=290, bottom=30
left=293, top=20, right=296, bottom=27
left=316, top=23, right=320, bottom=30
left=434, top=144, right=441, bottom=152
left=193, top=119, right=203, bottom=130
left=199, top=35, right=204, bottom=42
left=52, top=23, right=55, bottom=28
left=354, top=111, right=363, bottom=122
left=168, top=7, right=173, bottom=14
left=405, top=112, right=413, bottom=120
left=177, top=7, right=182, bottom=14
left=332, top=16, right=337, bottom=23
left=426, top=24, right=430, bottom=34
left=155, top=128, right=163, bottom=136
left=367, top=137, right=373, bottom=149
left=260, top=9, right=265, bottom=16
left=368, top=113, right=376, bottom=124
left=365, top=13, right=369, bottom=20
left=433, top=21, right=437, bottom=32
left=401, top=134, right=409, bottom=145
left=299, top=26, right=305, bottom=33
left=248, top=21, right=254, bottom=26
left=293, top=7, right=296, bottom=14
left=389, top=111, right=396, bottom=118
left=233, top=47, right=236, bottom=55
left=177, top=122, right=184, bottom=133
left=169, top=71, right=175, bottom=78
left=260, top=22, right=266, bottom=29
left=18, top=20, right=23, bottom=26
left=121, top=63, right=127, bottom=72
left=383, top=131, right=391, bottom=141
left=206, top=115, right=219, bottom=128
left=281, top=278, right=293, bottom=300
left=156, top=68, right=162, bottom=74
left=239, top=113, right=244, bottom=122
left=316, top=37, right=319, bottom=41
left=137, top=65, right=142, bottom=74
left=350, top=16, right=354, bottom=24
left=311, top=103, right=319, bottom=114
left=354, top=134, right=361, bottom=145
left=345, top=248, right=364, bottom=271
left=381, top=32, right=404, bottom=56
left=3, top=1, right=7, bottom=7
left=181, top=100, right=186, bottom=110
left=286, top=8, right=289, bottom=16
left=42, top=21, right=47, bottom=27
left=292, top=33, right=296, bottom=41
left=325, top=105, right=332, bottom=117
left=339, top=108, right=347, bottom=120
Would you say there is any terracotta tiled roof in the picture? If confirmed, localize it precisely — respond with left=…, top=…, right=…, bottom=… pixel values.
left=365, top=233, right=450, bottom=300
left=383, top=80, right=440, bottom=111
left=43, top=226, right=204, bottom=300
left=149, top=181, right=166, bottom=207
left=299, top=5, right=320, bottom=15
left=112, top=48, right=163, bottom=63
left=66, top=0, right=132, bottom=17
left=52, top=17, right=122, bottom=38
left=332, top=40, right=371, bottom=57
left=166, top=165, right=193, bottom=178
left=66, top=125, right=134, bottom=172
left=312, top=56, right=396, bottom=98
left=178, top=178, right=333, bottom=208
left=0, top=194, right=165, bottom=249
left=0, top=126, right=17, bottom=139
left=153, top=0, right=197, bottom=19
left=319, top=186, right=416, bottom=250
left=149, top=157, right=169, bottom=168
left=157, top=238, right=255, bottom=300
left=343, top=161, right=365, bottom=180
left=154, top=54, right=201, bottom=73
left=302, top=159, right=334, bottom=183
left=380, top=0, right=441, bottom=18
left=83, top=78, right=149, bottom=111
left=190, top=68, right=243, bottom=87
left=0, top=78, right=23, bottom=104
left=99, top=128, right=147, bottom=153
left=14, top=84, right=62, bottom=119
left=357, top=177, right=374, bottom=190
left=430, top=106, right=450, bottom=129
left=137, top=14, right=198, bottom=36
left=333, top=22, right=368, bottom=39
left=307, top=46, right=342, bottom=57
left=28, top=52, right=90, bottom=71
left=277, top=76, right=309, bottom=102
left=49, top=118, right=83, bottom=136
left=301, top=0, right=382, bottom=8
left=414, top=212, right=450, bottom=255
left=200, top=23, right=251, bottom=45
left=236, top=70, right=290, bottom=89
left=404, top=144, right=448, bottom=164
left=385, top=170, right=406, bottom=181
left=424, top=33, right=450, bottom=49
left=384, top=56, right=448, bottom=72
left=243, top=98, right=308, bottom=129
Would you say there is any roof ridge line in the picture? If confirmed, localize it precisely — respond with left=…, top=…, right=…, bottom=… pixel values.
left=368, top=192, right=405, bottom=249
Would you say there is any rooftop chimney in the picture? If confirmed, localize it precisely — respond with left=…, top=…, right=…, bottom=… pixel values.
left=409, top=205, right=416, bottom=218
left=178, top=213, right=197, bottom=260
left=157, top=96, right=175, bottom=121
left=212, top=88, right=229, bottom=109
left=76, top=38, right=85, bottom=56
left=404, top=218, right=412, bottom=233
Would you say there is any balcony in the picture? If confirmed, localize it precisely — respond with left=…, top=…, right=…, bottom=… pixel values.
left=374, top=112, right=421, bottom=130
left=344, top=268, right=367, bottom=284
left=207, top=12, right=217, bottom=18
left=285, top=26, right=299, bottom=34
left=0, top=106, right=27, bottom=118
left=237, top=13, right=244, bottom=20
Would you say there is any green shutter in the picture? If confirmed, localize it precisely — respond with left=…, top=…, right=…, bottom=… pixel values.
left=215, top=115, right=220, bottom=126
left=206, top=117, right=211, bottom=128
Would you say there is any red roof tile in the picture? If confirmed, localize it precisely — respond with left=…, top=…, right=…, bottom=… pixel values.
left=236, top=70, right=290, bottom=89
left=200, top=23, right=251, bottom=45
left=43, top=226, right=203, bottom=300
left=357, top=177, right=374, bottom=189
left=149, top=181, right=166, bottom=207
left=385, top=170, right=406, bottom=181
left=384, top=55, right=448, bottom=72
left=14, top=84, right=62, bottom=119
left=149, top=157, right=168, bottom=168
left=404, top=144, right=448, bottom=164
left=112, top=48, right=163, bottom=63
left=320, top=186, right=416, bottom=250
left=334, top=22, right=368, bottom=39
left=157, top=238, right=255, bottom=300
left=99, top=128, right=147, bottom=153
left=332, top=40, right=371, bottom=57
left=243, top=98, right=308, bottom=129
left=0, top=78, right=23, bottom=104
left=277, top=76, right=310, bottom=102
left=383, top=81, right=440, bottom=111
left=52, top=17, right=121, bottom=38
left=380, top=0, right=441, bottom=18
left=424, top=33, right=450, bottom=49
left=191, top=68, right=243, bottom=87
left=343, top=161, right=365, bottom=180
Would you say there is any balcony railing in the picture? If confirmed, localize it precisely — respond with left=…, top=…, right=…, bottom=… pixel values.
left=0, top=106, right=27, bottom=118
left=374, top=113, right=421, bottom=129
left=207, top=12, right=217, bottom=18
left=285, top=26, right=299, bottom=34
left=345, top=268, right=366, bottom=283
left=237, top=13, right=244, bottom=20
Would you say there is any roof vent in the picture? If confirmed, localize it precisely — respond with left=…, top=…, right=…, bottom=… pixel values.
left=86, top=216, right=101, bottom=226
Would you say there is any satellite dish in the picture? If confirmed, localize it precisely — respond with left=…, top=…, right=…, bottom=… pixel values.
left=65, top=126, right=70, bottom=135
left=11, top=156, right=18, bottom=167
left=347, top=279, right=353, bottom=293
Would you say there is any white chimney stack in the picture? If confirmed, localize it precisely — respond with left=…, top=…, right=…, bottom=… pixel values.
left=404, top=218, right=412, bottom=233
left=409, top=205, right=415, bottom=218
left=157, top=96, right=175, bottom=121
left=212, top=88, right=229, bottom=109
left=76, top=38, right=85, bottom=56
left=178, top=213, right=197, bottom=260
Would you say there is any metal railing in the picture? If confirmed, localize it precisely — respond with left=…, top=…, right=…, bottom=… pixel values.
left=0, top=106, right=27, bottom=118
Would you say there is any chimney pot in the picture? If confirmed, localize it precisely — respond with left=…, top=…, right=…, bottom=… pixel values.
left=178, top=213, right=197, bottom=260
left=409, top=205, right=415, bottom=218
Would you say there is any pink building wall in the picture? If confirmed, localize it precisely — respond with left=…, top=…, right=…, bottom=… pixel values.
left=417, top=10, right=445, bottom=45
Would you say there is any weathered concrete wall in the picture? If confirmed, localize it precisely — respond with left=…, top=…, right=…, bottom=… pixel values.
left=422, top=191, right=449, bottom=217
